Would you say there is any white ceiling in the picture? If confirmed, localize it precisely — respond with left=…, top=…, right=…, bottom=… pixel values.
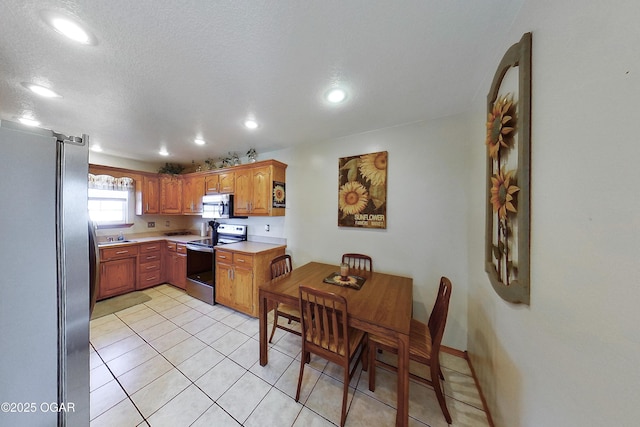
left=0, top=0, right=523, bottom=164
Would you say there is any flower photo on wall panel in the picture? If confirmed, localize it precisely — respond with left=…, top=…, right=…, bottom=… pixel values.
left=338, top=151, right=387, bottom=229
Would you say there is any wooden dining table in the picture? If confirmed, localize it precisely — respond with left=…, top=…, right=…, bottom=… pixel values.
left=258, top=262, right=413, bottom=427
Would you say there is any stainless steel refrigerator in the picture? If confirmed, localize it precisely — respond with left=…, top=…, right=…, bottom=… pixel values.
left=0, top=120, right=94, bottom=426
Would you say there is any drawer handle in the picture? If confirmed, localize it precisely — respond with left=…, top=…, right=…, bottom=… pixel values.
left=147, top=246, right=157, bottom=250
left=146, top=256, right=157, bottom=260
left=146, top=265, right=155, bottom=270
left=237, top=259, right=245, bottom=263
left=219, top=255, right=226, bottom=259
left=116, top=250, right=129, bottom=255
left=146, top=276, right=157, bottom=281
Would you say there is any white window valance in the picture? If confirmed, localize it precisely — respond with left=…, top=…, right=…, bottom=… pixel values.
left=88, top=174, right=134, bottom=190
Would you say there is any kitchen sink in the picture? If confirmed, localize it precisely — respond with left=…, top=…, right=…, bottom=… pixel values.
left=97, top=240, right=137, bottom=246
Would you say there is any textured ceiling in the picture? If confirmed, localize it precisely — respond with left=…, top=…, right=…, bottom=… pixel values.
left=0, top=0, right=523, bottom=164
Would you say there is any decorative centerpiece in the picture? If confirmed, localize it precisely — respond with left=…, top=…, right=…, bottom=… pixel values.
left=340, top=263, right=349, bottom=281
left=323, top=268, right=367, bottom=290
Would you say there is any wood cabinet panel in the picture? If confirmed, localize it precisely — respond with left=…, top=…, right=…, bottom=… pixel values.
left=215, top=260, right=234, bottom=307
left=101, top=245, right=139, bottom=260
left=205, top=171, right=235, bottom=194
left=137, top=175, right=160, bottom=215
left=182, top=174, right=205, bottom=214
left=138, top=241, right=163, bottom=290
left=164, top=241, right=186, bottom=289
left=250, top=166, right=270, bottom=215
left=232, top=265, right=254, bottom=314
left=160, top=175, right=182, bottom=214
left=218, top=172, right=235, bottom=193
left=214, top=246, right=285, bottom=316
left=234, top=169, right=251, bottom=215
left=99, top=257, right=136, bottom=299
left=233, top=161, right=286, bottom=216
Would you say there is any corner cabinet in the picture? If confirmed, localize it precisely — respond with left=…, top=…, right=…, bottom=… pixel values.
left=234, top=160, right=287, bottom=216
left=215, top=243, right=286, bottom=317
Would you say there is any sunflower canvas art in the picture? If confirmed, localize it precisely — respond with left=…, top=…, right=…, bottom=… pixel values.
left=338, top=151, right=387, bottom=229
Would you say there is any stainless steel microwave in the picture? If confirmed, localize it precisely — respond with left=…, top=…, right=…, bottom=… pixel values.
left=202, top=194, right=245, bottom=219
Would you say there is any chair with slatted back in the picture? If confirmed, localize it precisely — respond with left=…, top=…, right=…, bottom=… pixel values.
left=341, top=253, right=373, bottom=273
left=367, top=276, right=453, bottom=424
left=268, top=254, right=301, bottom=343
left=296, top=286, right=366, bottom=427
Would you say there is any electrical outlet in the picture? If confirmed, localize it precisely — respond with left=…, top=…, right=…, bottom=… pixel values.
left=265, top=224, right=270, bottom=232
left=165, top=220, right=170, bottom=227
left=147, top=221, right=155, bottom=228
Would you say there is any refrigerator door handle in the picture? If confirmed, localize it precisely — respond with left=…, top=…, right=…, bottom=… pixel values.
left=89, top=221, right=100, bottom=316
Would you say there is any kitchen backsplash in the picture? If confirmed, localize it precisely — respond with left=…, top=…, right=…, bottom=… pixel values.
left=95, top=214, right=196, bottom=238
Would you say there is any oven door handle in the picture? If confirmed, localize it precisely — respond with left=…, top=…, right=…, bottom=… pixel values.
left=186, top=244, right=214, bottom=253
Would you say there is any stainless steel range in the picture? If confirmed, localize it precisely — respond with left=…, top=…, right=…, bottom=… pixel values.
left=185, top=222, right=247, bottom=304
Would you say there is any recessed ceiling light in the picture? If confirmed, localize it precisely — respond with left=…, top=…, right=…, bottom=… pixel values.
left=244, top=119, right=259, bottom=130
left=41, top=10, right=97, bottom=45
left=194, top=138, right=206, bottom=145
left=19, top=117, right=41, bottom=127
left=22, top=83, right=61, bottom=98
left=326, top=88, right=347, bottom=103
left=159, top=149, right=169, bottom=156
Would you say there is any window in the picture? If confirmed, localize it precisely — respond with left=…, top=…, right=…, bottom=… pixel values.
left=88, top=174, right=135, bottom=228
left=88, top=188, right=133, bottom=226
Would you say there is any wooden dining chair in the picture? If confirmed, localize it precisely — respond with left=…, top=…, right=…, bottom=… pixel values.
left=367, top=276, right=453, bottom=424
left=296, top=286, right=366, bottom=427
left=268, top=254, right=301, bottom=343
left=341, top=253, right=373, bottom=273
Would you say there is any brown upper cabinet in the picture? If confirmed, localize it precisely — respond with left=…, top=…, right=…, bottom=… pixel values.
left=205, top=171, right=235, bottom=194
left=91, top=159, right=286, bottom=218
left=138, top=174, right=160, bottom=215
left=235, top=160, right=286, bottom=216
left=182, top=173, right=205, bottom=214
left=160, top=175, right=182, bottom=214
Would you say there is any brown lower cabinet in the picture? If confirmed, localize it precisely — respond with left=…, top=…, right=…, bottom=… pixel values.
left=164, top=241, right=187, bottom=290
left=98, top=245, right=139, bottom=300
left=215, top=245, right=285, bottom=317
left=137, top=241, right=164, bottom=290
left=98, top=240, right=188, bottom=300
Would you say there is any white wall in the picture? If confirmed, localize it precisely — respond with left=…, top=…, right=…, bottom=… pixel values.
left=467, top=1, right=640, bottom=426
left=279, top=119, right=471, bottom=350
left=89, top=151, right=161, bottom=173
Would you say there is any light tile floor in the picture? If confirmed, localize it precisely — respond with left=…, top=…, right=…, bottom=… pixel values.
left=90, top=284, right=490, bottom=427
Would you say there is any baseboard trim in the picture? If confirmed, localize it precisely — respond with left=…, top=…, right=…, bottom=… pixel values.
left=464, top=350, right=495, bottom=427
left=441, top=345, right=466, bottom=358
left=438, top=347, right=494, bottom=427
